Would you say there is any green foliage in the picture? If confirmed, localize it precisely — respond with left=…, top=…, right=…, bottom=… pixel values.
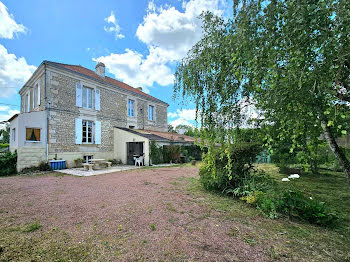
left=199, top=142, right=262, bottom=192
left=150, top=142, right=164, bottom=165
left=150, top=223, right=156, bottom=231
left=150, top=142, right=203, bottom=165
left=162, top=145, right=182, bottom=163
left=174, top=0, right=350, bottom=176
left=0, top=151, right=17, bottom=176
left=0, top=125, right=10, bottom=144
left=0, top=143, right=9, bottom=150
left=254, top=190, right=338, bottom=227
left=22, top=222, right=42, bottom=233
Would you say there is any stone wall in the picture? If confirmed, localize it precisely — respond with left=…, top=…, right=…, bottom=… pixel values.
left=17, top=147, right=46, bottom=171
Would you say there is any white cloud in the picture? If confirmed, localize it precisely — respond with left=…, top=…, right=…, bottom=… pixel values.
left=169, top=118, right=193, bottom=128
left=95, top=0, right=225, bottom=89
left=0, top=1, right=27, bottom=39
left=0, top=44, right=37, bottom=98
left=168, top=108, right=198, bottom=127
left=104, top=11, right=125, bottom=40
left=0, top=107, right=19, bottom=122
left=168, top=108, right=197, bottom=120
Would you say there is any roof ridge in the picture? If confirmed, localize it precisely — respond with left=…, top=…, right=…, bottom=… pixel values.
left=44, top=60, right=168, bottom=105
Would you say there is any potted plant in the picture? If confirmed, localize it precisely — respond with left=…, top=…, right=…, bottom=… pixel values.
left=74, top=158, right=84, bottom=168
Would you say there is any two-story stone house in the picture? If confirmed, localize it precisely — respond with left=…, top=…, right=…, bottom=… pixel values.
left=9, top=60, right=173, bottom=170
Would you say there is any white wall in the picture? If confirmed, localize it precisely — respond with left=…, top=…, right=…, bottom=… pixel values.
left=9, top=111, right=47, bottom=171
left=114, top=128, right=150, bottom=166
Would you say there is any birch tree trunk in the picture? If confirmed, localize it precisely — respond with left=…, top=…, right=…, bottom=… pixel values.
left=322, top=120, right=350, bottom=179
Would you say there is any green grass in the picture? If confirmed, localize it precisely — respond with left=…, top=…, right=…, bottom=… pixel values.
left=183, top=164, right=350, bottom=261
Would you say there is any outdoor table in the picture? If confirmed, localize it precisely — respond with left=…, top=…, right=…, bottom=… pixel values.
left=89, top=159, right=105, bottom=169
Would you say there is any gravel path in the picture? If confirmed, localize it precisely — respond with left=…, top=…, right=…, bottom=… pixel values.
left=0, top=166, right=267, bottom=261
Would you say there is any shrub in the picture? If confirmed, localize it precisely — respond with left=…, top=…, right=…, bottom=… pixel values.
left=0, top=151, right=17, bottom=176
left=254, top=190, right=338, bottom=227
left=38, top=162, right=51, bottom=171
left=199, top=142, right=262, bottom=192
left=278, top=190, right=338, bottom=227
left=150, top=142, right=164, bottom=164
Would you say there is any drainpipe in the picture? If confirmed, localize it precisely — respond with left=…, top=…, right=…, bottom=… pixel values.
left=44, top=63, right=49, bottom=162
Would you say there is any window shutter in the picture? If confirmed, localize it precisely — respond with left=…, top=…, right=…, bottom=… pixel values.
left=95, top=88, right=100, bottom=111
left=37, top=82, right=41, bottom=106
left=76, top=82, right=82, bottom=107
left=75, top=118, right=82, bottom=144
left=95, top=121, right=101, bottom=145
left=27, top=92, right=30, bottom=112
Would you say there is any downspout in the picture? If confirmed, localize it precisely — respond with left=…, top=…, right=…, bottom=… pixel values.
left=45, top=63, right=49, bottom=162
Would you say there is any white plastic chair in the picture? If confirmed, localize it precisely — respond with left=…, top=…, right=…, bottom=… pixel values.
left=135, top=156, right=144, bottom=166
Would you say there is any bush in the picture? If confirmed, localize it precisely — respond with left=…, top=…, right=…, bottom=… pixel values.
left=254, top=190, right=338, bottom=227
left=0, top=151, right=17, bottom=176
left=199, top=142, right=262, bottom=192
left=38, top=162, right=51, bottom=171
left=0, top=143, right=9, bottom=150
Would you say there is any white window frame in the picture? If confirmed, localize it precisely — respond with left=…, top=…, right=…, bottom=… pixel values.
left=12, top=128, right=16, bottom=142
left=148, top=105, right=154, bottom=121
left=82, top=86, right=93, bottom=109
left=25, top=127, right=41, bottom=143
left=82, top=120, right=94, bottom=144
left=128, top=99, right=135, bottom=117
left=33, top=85, right=36, bottom=109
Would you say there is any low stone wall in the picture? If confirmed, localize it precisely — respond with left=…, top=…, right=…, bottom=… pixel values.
left=17, top=147, right=46, bottom=172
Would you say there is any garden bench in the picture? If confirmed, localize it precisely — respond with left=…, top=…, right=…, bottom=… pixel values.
left=83, top=163, right=94, bottom=171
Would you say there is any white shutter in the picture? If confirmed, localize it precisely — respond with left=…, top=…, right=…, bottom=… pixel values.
left=27, top=91, right=30, bottom=112
left=95, top=121, right=101, bottom=145
left=95, top=88, right=100, bottom=111
left=76, top=82, right=82, bottom=107
left=75, top=118, right=82, bottom=144
left=37, top=82, right=41, bottom=106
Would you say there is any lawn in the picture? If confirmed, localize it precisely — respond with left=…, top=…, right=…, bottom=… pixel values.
left=0, top=164, right=349, bottom=261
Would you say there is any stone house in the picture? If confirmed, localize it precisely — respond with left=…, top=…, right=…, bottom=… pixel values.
left=8, top=60, right=179, bottom=171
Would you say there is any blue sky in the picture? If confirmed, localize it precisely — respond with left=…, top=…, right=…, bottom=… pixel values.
left=0, top=0, right=228, bottom=127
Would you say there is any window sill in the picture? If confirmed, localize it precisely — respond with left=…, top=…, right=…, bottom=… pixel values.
left=25, top=141, right=41, bottom=143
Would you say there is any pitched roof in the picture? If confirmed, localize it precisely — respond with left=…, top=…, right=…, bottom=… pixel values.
left=116, top=127, right=197, bottom=144
left=45, top=61, right=168, bottom=105
left=116, top=127, right=170, bottom=142
left=140, top=129, right=197, bottom=143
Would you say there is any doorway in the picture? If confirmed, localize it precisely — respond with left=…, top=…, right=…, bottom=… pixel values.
left=127, top=142, right=144, bottom=165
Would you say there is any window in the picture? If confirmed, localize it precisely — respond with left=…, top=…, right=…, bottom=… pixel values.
left=82, top=120, right=93, bottom=143
left=148, top=105, right=154, bottom=120
left=26, top=128, right=40, bottom=142
left=24, top=94, right=29, bottom=112
left=12, top=128, right=16, bottom=142
left=82, top=86, right=93, bottom=109
left=128, top=99, right=135, bottom=117
left=84, top=155, right=93, bottom=163
left=33, top=84, right=37, bottom=108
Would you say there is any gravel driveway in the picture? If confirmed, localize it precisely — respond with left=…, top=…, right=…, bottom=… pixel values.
left=0, top=166, right=267, bottom=261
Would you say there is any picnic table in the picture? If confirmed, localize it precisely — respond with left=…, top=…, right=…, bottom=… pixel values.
left=89, top=159, right=106, bottom=169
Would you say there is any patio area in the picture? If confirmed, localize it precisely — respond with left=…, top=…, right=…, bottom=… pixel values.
left=56, top=165, right=140, bottom=177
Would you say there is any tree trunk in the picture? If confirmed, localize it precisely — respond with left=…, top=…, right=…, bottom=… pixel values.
left=321, top=120, right=350, bottom=179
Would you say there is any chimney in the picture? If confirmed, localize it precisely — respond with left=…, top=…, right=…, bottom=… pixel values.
left=137, top=87, right=143, bottom=91
left=95, top=62, right=105, bottom=78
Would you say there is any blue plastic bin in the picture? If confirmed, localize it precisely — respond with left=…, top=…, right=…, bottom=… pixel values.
left=49, top=160, right=67, bottom=170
